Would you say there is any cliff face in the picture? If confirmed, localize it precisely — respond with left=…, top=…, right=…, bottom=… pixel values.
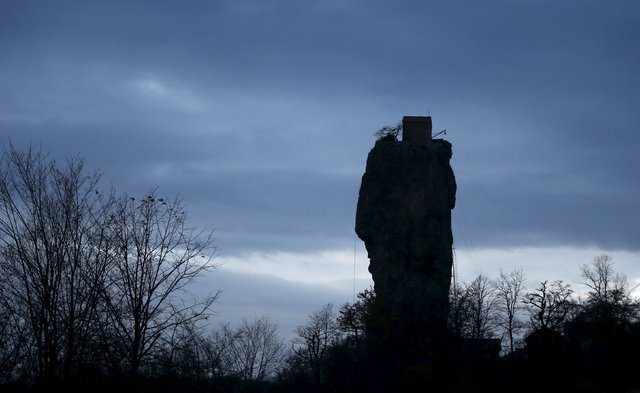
left=355, top=135, right=456, bottom=355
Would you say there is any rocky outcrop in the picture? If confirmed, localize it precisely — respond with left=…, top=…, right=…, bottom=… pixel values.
left=355, top=117, right=456, bottom=360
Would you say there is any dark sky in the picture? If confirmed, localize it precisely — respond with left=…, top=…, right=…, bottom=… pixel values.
left=1, top=0, right=639, bottom=335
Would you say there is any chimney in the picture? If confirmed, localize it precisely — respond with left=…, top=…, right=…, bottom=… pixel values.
left=402, top=116, right=432, bottom=144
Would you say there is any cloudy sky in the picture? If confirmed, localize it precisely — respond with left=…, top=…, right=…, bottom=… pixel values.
left=1, top=0, right=639, bottom=338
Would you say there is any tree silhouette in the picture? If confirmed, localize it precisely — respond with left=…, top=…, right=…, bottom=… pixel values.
left=373, top=122, right=402, bottom=140
left=448, top=283, right=470, bottom=338
left=493, top=269, right=526, bottom=353
left=101, top=191, right=219, bottom=376
left=580, top=254, right=638, bottom=323
left=466, top=274, right=498, bottom=340
left=0, top=144, right=110, bottom=382
left=224, top=315, right=286, bottom=382
left=523, top=280, right=574, bottom=333
left=337, top=288, right=374, bottom=348
left=292, top=303, right=342, bottom=386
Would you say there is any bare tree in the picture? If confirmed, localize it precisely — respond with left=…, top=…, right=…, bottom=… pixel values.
left=156, top=319, right=209, bottom=379
left=523, top=280, right=574, bottom=333
left=465, top=274, right=498, bottom=340
left=580, top=254, right=638, bottom=323
left=493, top=269, right=526, bottom=353
left=101, top=191, right=219, bottom=376
left=0, top=302, right=28, bottom=383
left=223, top=316, right=286, bottom=382
left=292, top=303, right=342, bottom=385
left=581, top=254, right=626, bottom=303
left=0, top=144, right=110, bottom=382
left=448, top=283, right=470, bottom=338
left=202, top=323, right=239, bottom=378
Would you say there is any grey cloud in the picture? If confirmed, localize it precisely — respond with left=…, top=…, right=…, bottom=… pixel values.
left=193, top=268, right=368, bottom=340
left=1, top=0, right=639, bottom=254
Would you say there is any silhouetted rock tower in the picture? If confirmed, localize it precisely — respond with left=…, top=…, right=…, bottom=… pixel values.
left=355, top=116, right=456, bottom=367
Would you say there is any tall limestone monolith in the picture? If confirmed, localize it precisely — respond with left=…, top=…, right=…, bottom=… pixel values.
left=355, top=116, right=456, bottom=365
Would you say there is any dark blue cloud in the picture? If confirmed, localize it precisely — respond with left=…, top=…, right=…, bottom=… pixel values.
left=1, top=0, right=639, bottom=255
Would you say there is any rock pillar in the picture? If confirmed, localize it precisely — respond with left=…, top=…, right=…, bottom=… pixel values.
left=355, top=116, right=456, bottom=364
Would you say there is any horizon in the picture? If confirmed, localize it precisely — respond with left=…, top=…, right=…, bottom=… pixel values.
left=1, top=0, right=639, bottom=339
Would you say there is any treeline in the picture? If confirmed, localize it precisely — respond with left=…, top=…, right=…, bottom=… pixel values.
left=276, top=255, right=640, bottom=392
left=448, top=256, right=639, bottom=355
left=0, top=145, right=364, bottom=392
left=1, top=145, right=639, bottom=392
left=0, top=145, right=219, bottom=389
left=443, top=255, right=640, bottom=392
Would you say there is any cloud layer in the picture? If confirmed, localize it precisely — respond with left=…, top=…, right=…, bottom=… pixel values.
left=1, top=0, right=639, bottom=259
